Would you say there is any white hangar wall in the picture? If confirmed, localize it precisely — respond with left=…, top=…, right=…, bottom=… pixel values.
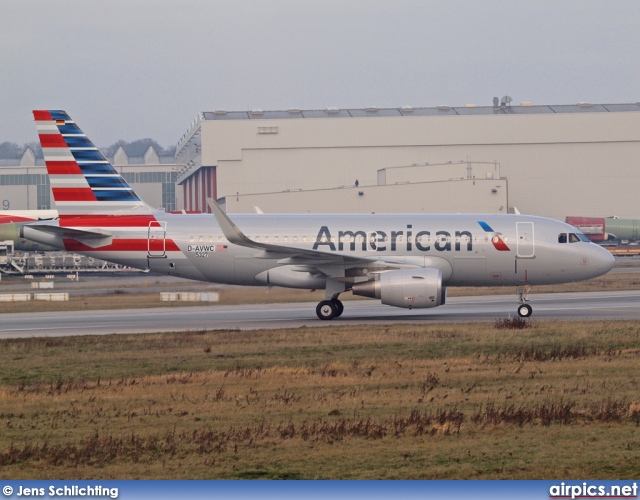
left=222, top=177, right=508, bottom=215
left=176, top=105, right=640, bottom=220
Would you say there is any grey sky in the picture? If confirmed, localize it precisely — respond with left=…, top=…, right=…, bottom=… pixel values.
left=2, top=0, right=639, bottom=148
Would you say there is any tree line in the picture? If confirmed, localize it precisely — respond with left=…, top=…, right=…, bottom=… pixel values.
left=0, top=139, right=176, bottom=160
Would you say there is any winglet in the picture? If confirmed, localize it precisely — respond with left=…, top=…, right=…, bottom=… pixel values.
left=207, top=198, right=262, bottom=249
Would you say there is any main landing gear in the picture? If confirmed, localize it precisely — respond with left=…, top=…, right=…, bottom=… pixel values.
left=516, top=286, right=532, bottom=318
left=316, top=297, right=344, bottom=320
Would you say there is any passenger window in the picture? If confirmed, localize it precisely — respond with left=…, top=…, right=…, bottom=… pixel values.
left=558, top=233, right=567, bottom=243
left=293, top=236, right=298, bottom=243
left=569, top=233, right=580, bottom=243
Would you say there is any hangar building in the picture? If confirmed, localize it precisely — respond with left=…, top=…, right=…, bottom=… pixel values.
left=0, top=145, right=181, bottom=212
left=175, top=102, right=640, bottom=221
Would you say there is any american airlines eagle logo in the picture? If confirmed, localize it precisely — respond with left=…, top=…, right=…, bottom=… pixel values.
left=478, top=221, right=511, bottom=251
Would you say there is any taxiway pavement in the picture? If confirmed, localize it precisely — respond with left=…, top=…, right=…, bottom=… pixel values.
left=1, top=290, right=640, bottom=338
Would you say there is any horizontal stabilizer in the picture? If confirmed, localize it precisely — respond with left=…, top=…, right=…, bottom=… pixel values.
left=26, top=223, right=111, bottom=239
left=21, top=222, right=113, bottom=248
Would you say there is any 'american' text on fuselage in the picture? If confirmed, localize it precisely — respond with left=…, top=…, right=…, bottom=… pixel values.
left=312, top=225, right=475, bottom=252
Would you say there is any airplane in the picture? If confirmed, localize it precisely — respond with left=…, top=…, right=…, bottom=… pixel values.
left=0, top=210, right=59, bottom=251
left=21, top=110, right=615, bottom=320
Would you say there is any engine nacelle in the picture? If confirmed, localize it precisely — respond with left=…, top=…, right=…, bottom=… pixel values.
left=255, top=265, right=327, bottom=289
left=352, top=268, right=444, bottom=309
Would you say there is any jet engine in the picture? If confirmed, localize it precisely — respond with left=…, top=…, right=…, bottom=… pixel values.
left=351, top=268, right=445, bottom=309
left=255, top=265, right=327, bottom=289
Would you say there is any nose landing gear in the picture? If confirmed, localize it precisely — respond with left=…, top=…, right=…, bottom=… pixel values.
left=516, top=285, right=532, bottom=317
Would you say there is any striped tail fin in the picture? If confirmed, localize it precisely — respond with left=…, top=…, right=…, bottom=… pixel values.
left=33, top=110, right=155, bottom=217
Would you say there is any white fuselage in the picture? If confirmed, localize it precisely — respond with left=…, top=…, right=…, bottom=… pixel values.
left=35, top=212, right=613, bottom=289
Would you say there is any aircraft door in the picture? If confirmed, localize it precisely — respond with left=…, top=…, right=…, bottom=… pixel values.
left=516, top=222, right=534, bottom=258
left=148, top=221, right=167, bottom=258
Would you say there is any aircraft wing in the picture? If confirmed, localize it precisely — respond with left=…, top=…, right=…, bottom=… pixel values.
left=207, top=199, right=414, bottom=276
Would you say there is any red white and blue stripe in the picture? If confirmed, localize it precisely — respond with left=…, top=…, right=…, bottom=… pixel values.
left=33, top=110, right=149, bottom=216
left=33, top=110, right=184, bottom=260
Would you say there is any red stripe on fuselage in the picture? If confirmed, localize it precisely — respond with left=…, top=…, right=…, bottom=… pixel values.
left=39, top=134, right=67, bottom=147
left=58, top=215, right=158, bottom=227
left=33, top=110, right=53, bottom=121
left=0, top=215, right=37, bottom=224
left=63, top=238, right=180, bottom=252
left=46, top=160, right=83, bottom=175
left=52, top=188, right=97, bottom=202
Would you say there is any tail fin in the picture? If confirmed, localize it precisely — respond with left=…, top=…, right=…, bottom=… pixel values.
left=33, top=110, right=155, bottom=217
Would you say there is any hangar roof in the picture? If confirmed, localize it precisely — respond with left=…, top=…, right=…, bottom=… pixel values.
left=201, top=103, right=640, bottom=121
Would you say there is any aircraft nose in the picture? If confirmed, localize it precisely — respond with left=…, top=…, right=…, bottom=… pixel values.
left=590, top=244, right=615, bottom=275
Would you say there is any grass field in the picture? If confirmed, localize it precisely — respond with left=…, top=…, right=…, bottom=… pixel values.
left=1, top=320, right=639, bottom=479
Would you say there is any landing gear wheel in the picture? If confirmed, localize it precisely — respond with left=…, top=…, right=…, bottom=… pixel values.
left=316, top=300, right=338, bottom=320
left=517, top=304, right=533, bottom=318
left=331, top=299, right=344, bottom=317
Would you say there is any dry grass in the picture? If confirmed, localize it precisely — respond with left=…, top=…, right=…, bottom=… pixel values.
left=1, top=321, right=639, bottom=479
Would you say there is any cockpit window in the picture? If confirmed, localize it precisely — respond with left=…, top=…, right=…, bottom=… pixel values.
left=577, top=232, right=590, bottom=242
left=559, top=232, right=590, bottom=244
